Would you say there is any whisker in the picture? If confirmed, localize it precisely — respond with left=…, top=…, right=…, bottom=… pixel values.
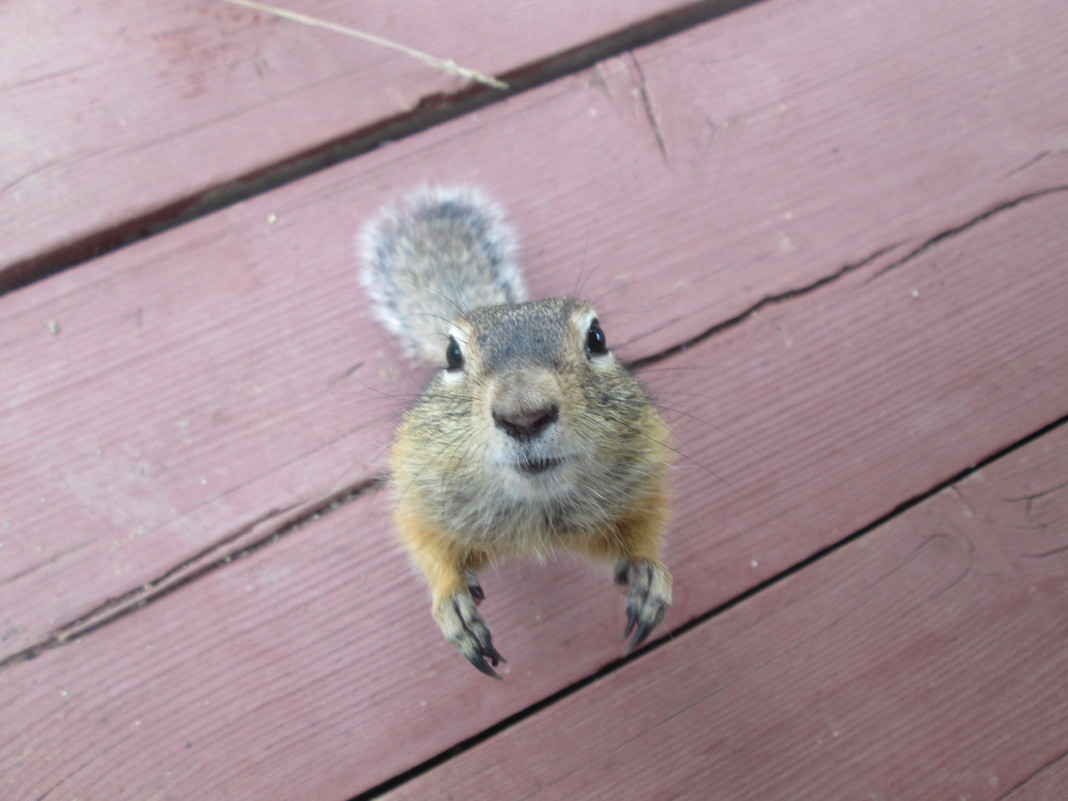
left=603, top=395, right=765, bottom=459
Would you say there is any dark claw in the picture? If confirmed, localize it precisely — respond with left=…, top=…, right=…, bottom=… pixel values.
left=624, top=604, right=639, bottom=640
left=465, top=650, right=503, bottom=680
left=442, top=593, right=506, bottom=679
left=617, top=558, right=672, bottom=657
left=624, top=620, right=654, bottom=655
left=479, top=638, right=506, bottom=668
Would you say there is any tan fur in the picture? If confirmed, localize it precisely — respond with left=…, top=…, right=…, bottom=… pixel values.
left=360, top=188, right=673, bottom=677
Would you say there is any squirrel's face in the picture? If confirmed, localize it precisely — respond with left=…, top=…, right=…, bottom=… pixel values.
left=422, top=297, right=641, bottom=499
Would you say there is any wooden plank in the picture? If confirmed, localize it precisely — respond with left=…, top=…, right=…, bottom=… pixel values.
left=0, top=0, right=727, bottom=289
left=2, top=169, right=1066, bottom=800
left=2, top=0, right=1065, bottom=664
left=2, top=3, right=1068, bottom=798
left=381, top=426, right=1068, bottom=801
left=1001, top=757, right=1068, bottom=801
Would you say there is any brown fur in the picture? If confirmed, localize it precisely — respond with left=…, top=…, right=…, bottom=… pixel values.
left=361, top=189, right=672, bottom=677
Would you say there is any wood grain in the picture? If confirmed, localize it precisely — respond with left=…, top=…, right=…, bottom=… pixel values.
left=2, top=182, right=1065, bottom=801
left=381, top=426, right=1068, bottom=801
left=0, top=0, right=728, bottom=288
left=2, top=0, right=1064, bottom=663
left=2, top=0, right=1067, bottom=797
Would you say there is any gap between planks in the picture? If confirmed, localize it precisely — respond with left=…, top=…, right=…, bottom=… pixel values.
left=1, top=0, right=762, bottom=295
left=351, top=412, right=1068, bottom=801
left=3, top=181, right=1064, bottom=673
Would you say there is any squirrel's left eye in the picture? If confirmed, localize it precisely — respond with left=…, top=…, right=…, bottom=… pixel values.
left=445, top=336, right=465, bottom=370
left=585, top=320, right=608, bottom=356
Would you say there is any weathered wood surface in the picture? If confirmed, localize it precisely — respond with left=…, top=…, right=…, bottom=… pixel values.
left=0, top=0, right=734, bottom=290
left=1, top=0, right=1067, bottom=798
left=2, top=0, right=1064, bottom=664
left=5, top=179, right=1065, bottom=801
left=383, top=427, right=1068, bottom=801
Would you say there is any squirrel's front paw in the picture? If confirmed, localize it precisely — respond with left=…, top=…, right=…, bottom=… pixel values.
left=615, top=558, right=672, bottom=654
left=433, top=590, right=506, bottom=679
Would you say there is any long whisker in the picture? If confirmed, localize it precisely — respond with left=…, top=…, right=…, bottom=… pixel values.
left=606, top=395, right=766, bottom=459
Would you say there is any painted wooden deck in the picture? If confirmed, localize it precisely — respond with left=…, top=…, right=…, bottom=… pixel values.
left=2, top=0, right=1066, bottom=799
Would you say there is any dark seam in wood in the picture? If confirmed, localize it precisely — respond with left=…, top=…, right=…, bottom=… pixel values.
left=626, top=241, right=904, bottom=370
left=1020, top=543, right=1068, bottom=560
left=866, top=185, right=1068, bottom=282
left=992, top=746, right=1068, bottom=801
left=347, top=413, right=1068, bottom=800
left=627, top=184, right=1068, bottom=373
left=0, top=159, right=62, bottom=198
left=1000, top=150, right=1052, bottom=181
left=1001, top=481, right=1068, bottom=503
left=0, top=0, right=766, bottom=296
left=628, top=52, right=670, bottom=165
left=0, top=476, right=387, bottom=672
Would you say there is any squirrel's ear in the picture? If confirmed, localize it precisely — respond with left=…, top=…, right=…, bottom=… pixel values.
left=445, top=336, right=465, bottom=370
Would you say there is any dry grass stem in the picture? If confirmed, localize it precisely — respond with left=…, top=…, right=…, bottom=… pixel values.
left=216, top=0, right=508, bottom=90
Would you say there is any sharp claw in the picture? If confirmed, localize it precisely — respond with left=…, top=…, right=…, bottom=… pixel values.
left=624, top=604, right=639, bottom=640
left=626, top=620, right=654, bottom=655
left=442, top=592, right=506, bottom=678
left=481, top=639, right=506, bottom=667
left=465, top=650, right=503, bottom=680
left=618, top=559, right=672, bottom=656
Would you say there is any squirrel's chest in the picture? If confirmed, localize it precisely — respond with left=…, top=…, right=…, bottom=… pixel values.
left=433, top=490, right=611, bottom=554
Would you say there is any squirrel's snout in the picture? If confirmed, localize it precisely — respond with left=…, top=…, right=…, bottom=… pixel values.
left=493, top=404, right=559, bottom=442
left=490, top=370, right=562, bottom=443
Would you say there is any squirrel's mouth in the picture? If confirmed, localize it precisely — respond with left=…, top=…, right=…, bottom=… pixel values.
left=515, top=456, right=563, bottom=477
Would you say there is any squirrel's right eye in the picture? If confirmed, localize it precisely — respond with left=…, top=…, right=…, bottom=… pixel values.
left=585, top=320, right=608, bottom=356
left=445, top=336, right=464, bottom=370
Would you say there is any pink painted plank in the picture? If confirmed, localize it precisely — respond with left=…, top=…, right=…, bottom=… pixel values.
left=2, top=176, right=1066, bottom=799
left=1, top=0, right=1066, bottom=663
left=1001, top=757, right=1068, bottom=801
left=0, top=0, right=720, bottom=289
left=381, top=427, right=1068, bottom=801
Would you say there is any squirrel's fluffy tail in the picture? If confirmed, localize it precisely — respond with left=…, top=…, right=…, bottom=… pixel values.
left=359, top=186, right=527, bottom=363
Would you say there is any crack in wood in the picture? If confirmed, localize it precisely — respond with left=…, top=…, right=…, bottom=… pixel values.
left=1, top=0, right=766, bottom=296
left=347, top=413, right=1068, bottom=801
left=1001, top=149, right=1052, bottom=180
left=627, top=52, right=670, bottom=165
left=1020, top=543, right=1068, bottom=560
left=0, top=476, right=385, bottom=672
left=6, top=182, right=1065, bottom=672
left=629, top=184, right=1068, bottom=372
left=627, top=241, right=903, bottom=370
left=867, top=184, right=1068, bottom=282
left=993, top=745, right=1068, bottom=801
left=1002, top=481, right=1068, bottom=504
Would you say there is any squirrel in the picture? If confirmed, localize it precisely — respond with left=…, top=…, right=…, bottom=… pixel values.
left=359, top=186, right=672, bottom=678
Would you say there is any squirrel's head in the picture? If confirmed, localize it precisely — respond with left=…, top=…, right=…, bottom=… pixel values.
left=392, top=295, right=670, bottom=538
left=411, top=297, right=656, bottom=502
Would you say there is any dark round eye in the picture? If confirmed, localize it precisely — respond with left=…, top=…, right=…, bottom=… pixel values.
left=585, top=319, right=608, bottom=356
left=445, top=336, right=464, bottom=370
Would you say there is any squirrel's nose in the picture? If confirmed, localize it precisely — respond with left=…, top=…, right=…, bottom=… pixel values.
left=493, top=404, right=559, bottom=442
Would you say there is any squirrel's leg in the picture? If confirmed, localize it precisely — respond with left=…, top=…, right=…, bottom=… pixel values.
left=581, top=482, right=672, bottom=654
left=394, top=506, right=505, bottom=678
